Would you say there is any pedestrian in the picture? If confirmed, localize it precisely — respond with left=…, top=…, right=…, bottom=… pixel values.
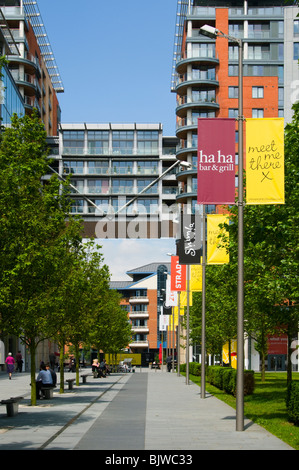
left=46, top=363, right=57, bottom=386
left=35, top=364, right=53, bottom=399
left=16, top=350, right=23, bottom=372
left=49, top=352, right=56, bottom=370
left=5, top=353, right=15, bottom=379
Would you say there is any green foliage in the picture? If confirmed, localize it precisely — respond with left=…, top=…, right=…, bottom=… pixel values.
left=286, top=381, right=299, bottom=426
left=206, top=365, right=255, bottom=396
left=188, top=361, right=201, bottom=376
left=189, top=103, right=299, bottom=378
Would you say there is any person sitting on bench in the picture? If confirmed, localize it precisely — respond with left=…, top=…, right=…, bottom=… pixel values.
left=36, top=364, right=54, bottom=399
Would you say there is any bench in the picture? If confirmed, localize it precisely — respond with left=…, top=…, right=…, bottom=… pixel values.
left=1, top=396, right=24, bottom=417
left=66, top=378, right=75, bottom=390
left=41, top=386, right=55, bottom=399
left=80, top=373, right=91, bottom=384
left=151, top=363, right=160, bottom=369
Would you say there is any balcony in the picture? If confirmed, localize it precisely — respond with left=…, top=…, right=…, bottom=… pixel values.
left=131, top=326, right=149, bottom=334
left=128, top=340, right=149, bottom=349
left=129, top=296, right=149, bottom=304
left=129, top=312, right=149, bottom=319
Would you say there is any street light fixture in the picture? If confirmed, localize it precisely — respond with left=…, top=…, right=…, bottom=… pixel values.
left=199, top=25, right=244, bottom=432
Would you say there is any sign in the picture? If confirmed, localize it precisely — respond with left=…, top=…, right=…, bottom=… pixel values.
left=267, top=334, right=287, bottom=355
left=159, top=312, right=169, bottom=331
left=170, top=256, right=186, bottom=291
left=197, top=118, right=236, bottom=204
left=207, top=214, right=229, bottom=265
left=165, top=279, right=178, bottom=307
left=190, top=265, right=202, bottom=291
left=246, top=118, right=284, bottom=204
left=177, top=214, right=202, bottom=265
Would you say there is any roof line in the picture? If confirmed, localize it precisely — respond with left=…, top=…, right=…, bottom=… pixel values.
left=23, top=0, right=64, bottom=93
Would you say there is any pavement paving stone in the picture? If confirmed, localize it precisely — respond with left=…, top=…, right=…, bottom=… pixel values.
left=0, top=368, right=294, bottom=452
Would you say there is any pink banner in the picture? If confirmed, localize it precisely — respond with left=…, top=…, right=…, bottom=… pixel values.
left=197, top=119, right=236, bottom=204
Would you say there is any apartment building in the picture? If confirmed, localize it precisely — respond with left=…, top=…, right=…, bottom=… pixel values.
left=0, top=0, right=63, bottom=135
left=172, top=0, right=299, bottom=214
left=52, top=123, right=179, bottom=238
left=111, top=263, right=173, bottom=365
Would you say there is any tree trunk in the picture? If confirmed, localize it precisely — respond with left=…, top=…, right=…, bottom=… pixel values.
left=59, top=348, right=65, bottom=394
left=75, top=344, right=80, bottom=386
left=30, top=343, right=37, bottom=405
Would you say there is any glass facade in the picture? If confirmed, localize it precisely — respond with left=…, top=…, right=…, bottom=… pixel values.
left=0, top=64, right=24, bottom=125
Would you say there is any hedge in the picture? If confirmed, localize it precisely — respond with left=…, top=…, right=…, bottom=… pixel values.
left=207, top=366, right=255, bottom=396
left=286, top=381, right=299, bottom=426
left=180, top=363, right=255, bottom=396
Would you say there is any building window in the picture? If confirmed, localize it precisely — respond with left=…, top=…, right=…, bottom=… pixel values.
left=63, top=131, right=84, bottom=154
left=252, top=86, right=264, bottom=99
left=87, top=161, right=109, bottom=175
left=192, top=88, right=215, bottom=103
left=228, top=65, right=238, bottom=76
left=87, top=199, right=110, bottom=215
left=63, top=161, right=84, bottom=174
left=113, top=161, right=133, bottom=174
left=112, top=131, right=134, bottom=155
left=70, top=199, right=84, bottom=213
left=136, top=198, right=159, bottom=214
left=294, top=20, right=299, bottom=37
left=248, top=22, right=270, bottom=39
left=191, top=65, right=216, bottom=80
left=137, top=179, right=158, bottom=194
left=70, top=179, right=84, bottom=194
left=87, top=179, right=109, bottom=194
left=112, top=179, right=134, bottom=194
left=294, top=43, right=299, bottom=61
left=229, top=86, right=238, bottom=99
left=248, top=45, right=270, bottom=61
left=137, top=161, right=158, bottom=175
left=252, top=109, right=264, bottom=118
left=229, top=45, right=239, bottom=60
left=137, top=131, right=159, bottom=155
left=192, top=43, right=215, bottom=58
left=87, top=131, right=109, bottom=155
left=228, top=108, right=238, bottom=119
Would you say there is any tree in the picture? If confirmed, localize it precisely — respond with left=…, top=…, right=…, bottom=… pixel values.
left=0, top=112, right=82, bottom=404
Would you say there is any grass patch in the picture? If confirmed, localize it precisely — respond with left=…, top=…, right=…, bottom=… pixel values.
left=187, top=371, right=299, bottom=450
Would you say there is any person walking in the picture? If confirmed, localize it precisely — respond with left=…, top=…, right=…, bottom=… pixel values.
left=16, top=350, right=23, bottom=372
left=5, top=353, right=15, bottom=379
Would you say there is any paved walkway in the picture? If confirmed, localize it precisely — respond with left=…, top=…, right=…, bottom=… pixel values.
left=0, top=368, right=294, bottom=451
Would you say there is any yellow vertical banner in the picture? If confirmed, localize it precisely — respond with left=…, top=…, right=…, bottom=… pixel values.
left=190, top=265, right=202, bottom=291
left=180, top=291, right=192, bottom=307
left=207, top=215, right=229, bottom=265
left=246, top=118, right=284, bottom=204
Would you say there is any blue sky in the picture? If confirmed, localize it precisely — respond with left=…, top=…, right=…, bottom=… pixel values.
left=37, top=0, right=178, bottom=279
left=38, top=0, right=177, bottom=136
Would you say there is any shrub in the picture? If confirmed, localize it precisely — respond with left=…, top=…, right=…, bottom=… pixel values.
left=189, top=362, right=201, bottom=376
left=286, top=381, right=299, bottom=426
left=206, top=365, right=255, bottom=396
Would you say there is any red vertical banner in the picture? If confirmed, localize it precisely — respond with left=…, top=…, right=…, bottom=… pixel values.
left=197, top=118, right=236, bottom=204
left=170, top=256, right=186, bottom=292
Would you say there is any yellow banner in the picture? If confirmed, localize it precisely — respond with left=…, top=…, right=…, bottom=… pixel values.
left=207, top=215, right=229, bottom=265
left=246, top=118, right=284, bottom=204
left=180, top=291, right=192, bottom=307
left=190, top=265, right=202, bottom=291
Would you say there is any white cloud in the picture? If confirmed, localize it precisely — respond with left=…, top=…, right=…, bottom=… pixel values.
left=96, top=238, right=176, bottom=280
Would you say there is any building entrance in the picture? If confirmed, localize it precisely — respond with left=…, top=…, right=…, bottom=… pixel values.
left=268, top=354, right=286, bottom=371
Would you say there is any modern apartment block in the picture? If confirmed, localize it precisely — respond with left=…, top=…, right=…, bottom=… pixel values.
left=52, top=123, right=179, bottom=238
left=172, top=0, right=299, bottom=214
left=111, top=263, right=173, bottom=365
left=0, top=0, right=63, bottom=135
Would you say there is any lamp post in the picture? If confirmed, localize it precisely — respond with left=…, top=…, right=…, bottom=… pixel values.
left=199, top=25, right=244, bottom=431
